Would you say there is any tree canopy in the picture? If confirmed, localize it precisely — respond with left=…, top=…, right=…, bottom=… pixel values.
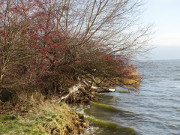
left=0, top=0, right=150, bottom=96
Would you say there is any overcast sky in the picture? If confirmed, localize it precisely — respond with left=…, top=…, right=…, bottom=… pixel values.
left=142, top=0, right=180, bottom=60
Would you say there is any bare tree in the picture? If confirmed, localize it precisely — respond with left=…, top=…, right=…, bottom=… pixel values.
left=0, top=0, right=34, bottom=86
left=53, top=0, right=152, bottom=57
left=0, top=0, right=151, bottom=90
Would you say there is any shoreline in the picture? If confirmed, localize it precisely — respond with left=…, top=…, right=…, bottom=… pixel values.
left=0, top=75, right=141, bottom=135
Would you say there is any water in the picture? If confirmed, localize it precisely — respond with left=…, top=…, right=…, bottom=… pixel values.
left=73, top=59, right=180, bottom=135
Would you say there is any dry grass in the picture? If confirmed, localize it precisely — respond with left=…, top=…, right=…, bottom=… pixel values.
left=0, top=94, right=89, bottom=135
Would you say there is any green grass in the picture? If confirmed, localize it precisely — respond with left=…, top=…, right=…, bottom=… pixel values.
left=0, top=102, right=86, bottom=135
left=0, top=113, right=47, bottom=135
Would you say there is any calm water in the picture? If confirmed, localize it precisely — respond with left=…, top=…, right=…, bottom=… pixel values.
left=74, top=60, right=180, bottom=135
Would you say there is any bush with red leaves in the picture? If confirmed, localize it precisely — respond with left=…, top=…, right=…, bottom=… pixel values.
left=0, top=0, right=142, bottom=97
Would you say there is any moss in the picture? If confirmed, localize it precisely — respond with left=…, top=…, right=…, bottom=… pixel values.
left=118, top=90, right=130, bottom=93
left=90, top=101, right=119, bottom=112
left=86, top=116, right=137, bottom=135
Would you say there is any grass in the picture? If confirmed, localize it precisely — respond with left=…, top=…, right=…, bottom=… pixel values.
left=0, top=114, right=46, bottom=135
left=0, top=101, right=88, bottom=135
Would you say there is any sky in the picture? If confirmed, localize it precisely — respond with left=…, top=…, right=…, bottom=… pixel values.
left=142, top=0, right=180, bottom=60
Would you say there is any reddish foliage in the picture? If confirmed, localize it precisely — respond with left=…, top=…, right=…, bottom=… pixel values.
left=0, top=0, right=142, bottom=94
left=104, top=54, right=113, bottom=61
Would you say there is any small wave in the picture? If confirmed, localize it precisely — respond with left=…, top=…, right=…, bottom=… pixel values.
left=90, top=101, right=120, bottom=112
left=86, top=116, right=138, bottom=135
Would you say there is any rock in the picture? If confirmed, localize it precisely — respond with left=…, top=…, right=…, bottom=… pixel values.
left=82, top=121, right=89, bottom=128
left=78, top=113, right=84, bottom=119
